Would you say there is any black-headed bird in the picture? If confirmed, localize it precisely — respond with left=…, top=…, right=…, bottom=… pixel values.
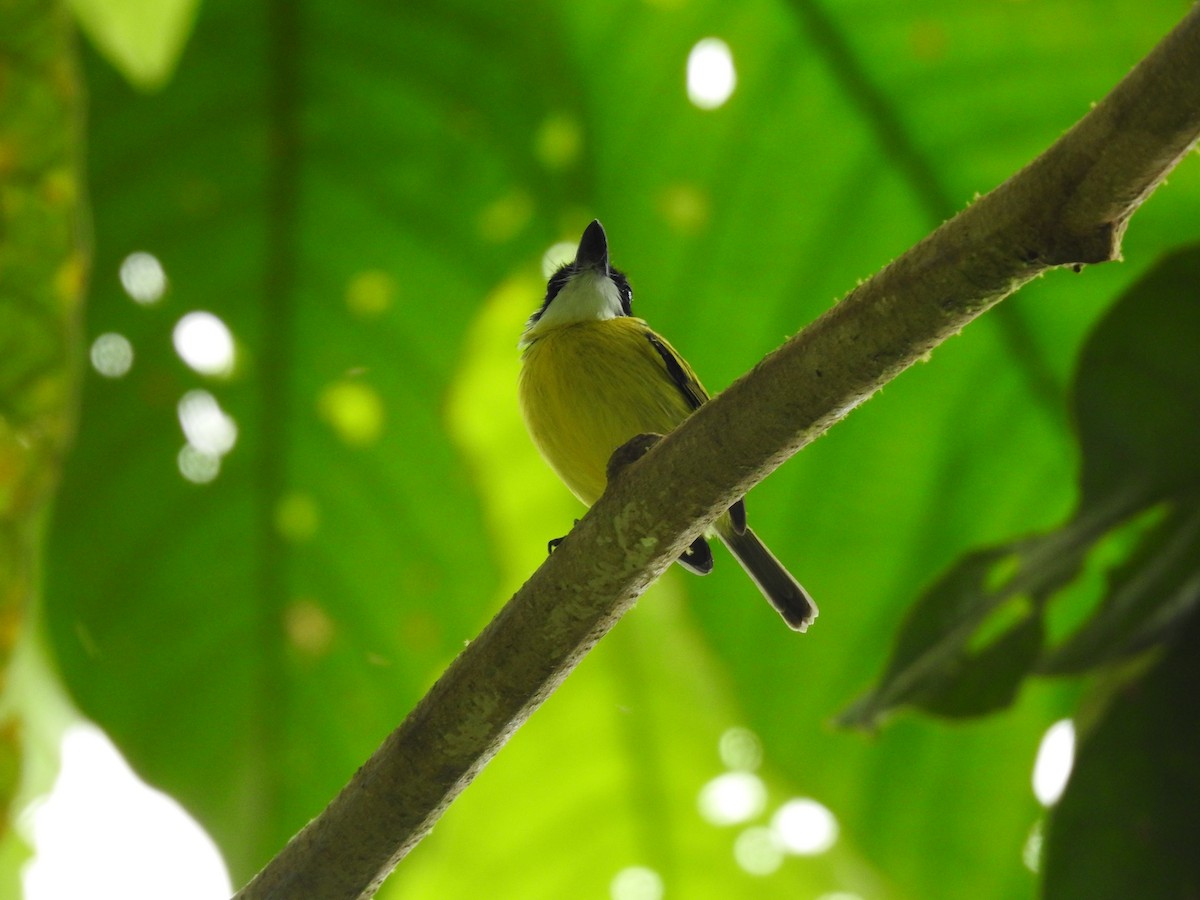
left=517, top=220, right=817, bottom=631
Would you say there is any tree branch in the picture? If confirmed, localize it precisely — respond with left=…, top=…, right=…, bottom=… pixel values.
left=235, top=6, right=1200, bottom=898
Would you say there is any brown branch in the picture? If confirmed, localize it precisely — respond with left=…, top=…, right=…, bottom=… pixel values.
left=234, top=6, right=1200, bottom=898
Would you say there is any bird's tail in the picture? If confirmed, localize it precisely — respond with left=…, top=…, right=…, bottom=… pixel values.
left=715, top=521, right=818, bottom=632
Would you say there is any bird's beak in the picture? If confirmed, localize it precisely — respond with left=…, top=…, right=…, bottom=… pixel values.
left=574, top=219, right=609, bottom=272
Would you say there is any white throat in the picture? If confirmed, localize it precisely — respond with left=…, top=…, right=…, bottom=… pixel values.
left=520, top=271, right=624, bottom=347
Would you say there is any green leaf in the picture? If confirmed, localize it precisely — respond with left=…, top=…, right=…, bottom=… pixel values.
left=45, top=0, right=553, bottom=877
left=40, top=0, right=1200, bottom=896
left=1042, top=614, right=1200, bottom=899
left=1043, top=247, right=1200, bottom=672
left=1074, top=249, right=1200, bottom=502
left=0, top=0, right=87, bottom=891
left=841, top=246, right=1200, bottom=729
left=67, top=0, right=201, bottom=90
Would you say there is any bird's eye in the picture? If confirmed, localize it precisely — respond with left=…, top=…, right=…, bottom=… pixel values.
left=612, top=271, right=634, bottom=316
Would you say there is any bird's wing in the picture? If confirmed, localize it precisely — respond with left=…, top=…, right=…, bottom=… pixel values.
left=644, top=331, right=707, bottom=410
left=643, top=328, right=747, bottom=534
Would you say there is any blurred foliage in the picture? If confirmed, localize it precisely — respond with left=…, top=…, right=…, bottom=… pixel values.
left=842, top=248, right=1200, bottom=895
left=5, top=0, right=1197, bottom=897
left=0, top=0, right=88, bottom=893
left=66, top=0, right=200, bottom=89
left=843, top=247, right=1200, bottom=727
left=1043, top=611, right=1200, bottom=899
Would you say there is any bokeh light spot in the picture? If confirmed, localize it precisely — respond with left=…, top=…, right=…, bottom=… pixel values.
left=317, top=380, right=385, bottom=447
left=275, top=492, right=320, bottom=542
left=173, top=311, right=236, bottom=377
left=56, top=252, right=87, bottom=304
left=534, top=112, right=583, bottom=171
left=718, top=726, right=763, bottom=771
left=1023, top=819, right=1044, bottom=873
left=734, top=826, right=784, bottom=876
left=657, top=183, right=711, bottom=234
left=177, top=390, right=238, bottom=457
left=1032, top=719, right=1075, bottom=806
left=610, top=866, right=664, bottom=900
left=177, top=445, right=220, bottom=484
left=119, top=251, right=167, bottom=304
left=478, top=189, right=534, bottom=243
left=284, top=598, right=335, bottom=657
left=345, top=269, right=397, bottom=318
left=698, top=771, right=767, bottom=826
left=687, top=38, right=737, bottom=110
left=541, top=241, right=578, bottom=278
left=772, top=797, right=839, bottom=855
left=90, top=333, right=134, bottom=378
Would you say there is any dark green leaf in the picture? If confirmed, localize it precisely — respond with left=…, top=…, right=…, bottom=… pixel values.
left=1074, top=249, right=1200, bottom=503
left=842, top=246, right=1200, bottom=728
left=1042, top=613, right=1200, bottom=900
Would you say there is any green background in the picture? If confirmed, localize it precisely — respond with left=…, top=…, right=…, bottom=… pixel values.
left=12, top=0, right=1200, bottom=896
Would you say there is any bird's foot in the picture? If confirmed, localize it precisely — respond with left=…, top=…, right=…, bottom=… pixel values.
left=546, top=519, right=581, bottom=555
left=606, top=432, right=663, bottom=483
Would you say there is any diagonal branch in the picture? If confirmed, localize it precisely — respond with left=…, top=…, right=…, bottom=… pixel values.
left=785, top=0, right=1066, bottom=412
left=235, top=6, right=1200, bottom=898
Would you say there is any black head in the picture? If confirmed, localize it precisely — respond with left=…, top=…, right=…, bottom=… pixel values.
left=525, top=220, right=634, bottom=333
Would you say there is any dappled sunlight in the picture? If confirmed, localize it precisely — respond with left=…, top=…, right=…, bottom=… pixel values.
left=118, top=250, right=167, bottom=304
left=698, top=771, right=768, bottom=825
left=541, top=241, right=577, bottom=277
left=176, top=389, right=237, bottom=484
left=285, top=598, right=336, bottom=658
left=1032, top=718, right=1075, bottom=806
left=345, top=269, right=397, bottom=318
left=686, top=38, right=736, bottom=110
left=177, top=389, right=237, bottom=456
left=173, top=310, right=236, bottom=377
left=89, top=332, right=134, bottom=378
left=477, top=189, right=534, bottom=243
left=699, top=725, right=852, bottom=885
left=609, top=865, right=664, bottom=900
left=317, top=379, right=385, bottom=447
left=718, top=726, right=763, bottom=771
left=772, top=797, right=839, bottom=855
left=656, top=183, right=711, bottom=234
left=23, top=723, right=231, bottom=899
left=534, top=112, right=583, bottom=171
left=734, top=825, right=784, bottom=876
left=177, top=443, right=221, bottom=484
left=274, top=490, right=320, bottom=542
left=1023, top=819, right=1044, bottom=873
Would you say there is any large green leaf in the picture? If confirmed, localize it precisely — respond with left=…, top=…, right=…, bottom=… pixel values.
left=39, top=0, right=1199, bottom=897
left=1042, top=614, right=1200, bottom=900
left=841, top=246, right=1200, bottom=729
left=44, top=0, right=561, bottom=876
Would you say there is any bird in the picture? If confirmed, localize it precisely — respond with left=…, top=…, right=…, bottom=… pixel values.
left=517, top=219, right=817, bottom=632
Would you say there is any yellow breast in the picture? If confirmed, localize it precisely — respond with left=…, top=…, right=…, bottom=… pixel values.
left=519, top=317, right=705, bottom=506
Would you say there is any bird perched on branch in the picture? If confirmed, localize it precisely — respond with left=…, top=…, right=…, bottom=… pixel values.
left=517, top=219, right=817, bottom=632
